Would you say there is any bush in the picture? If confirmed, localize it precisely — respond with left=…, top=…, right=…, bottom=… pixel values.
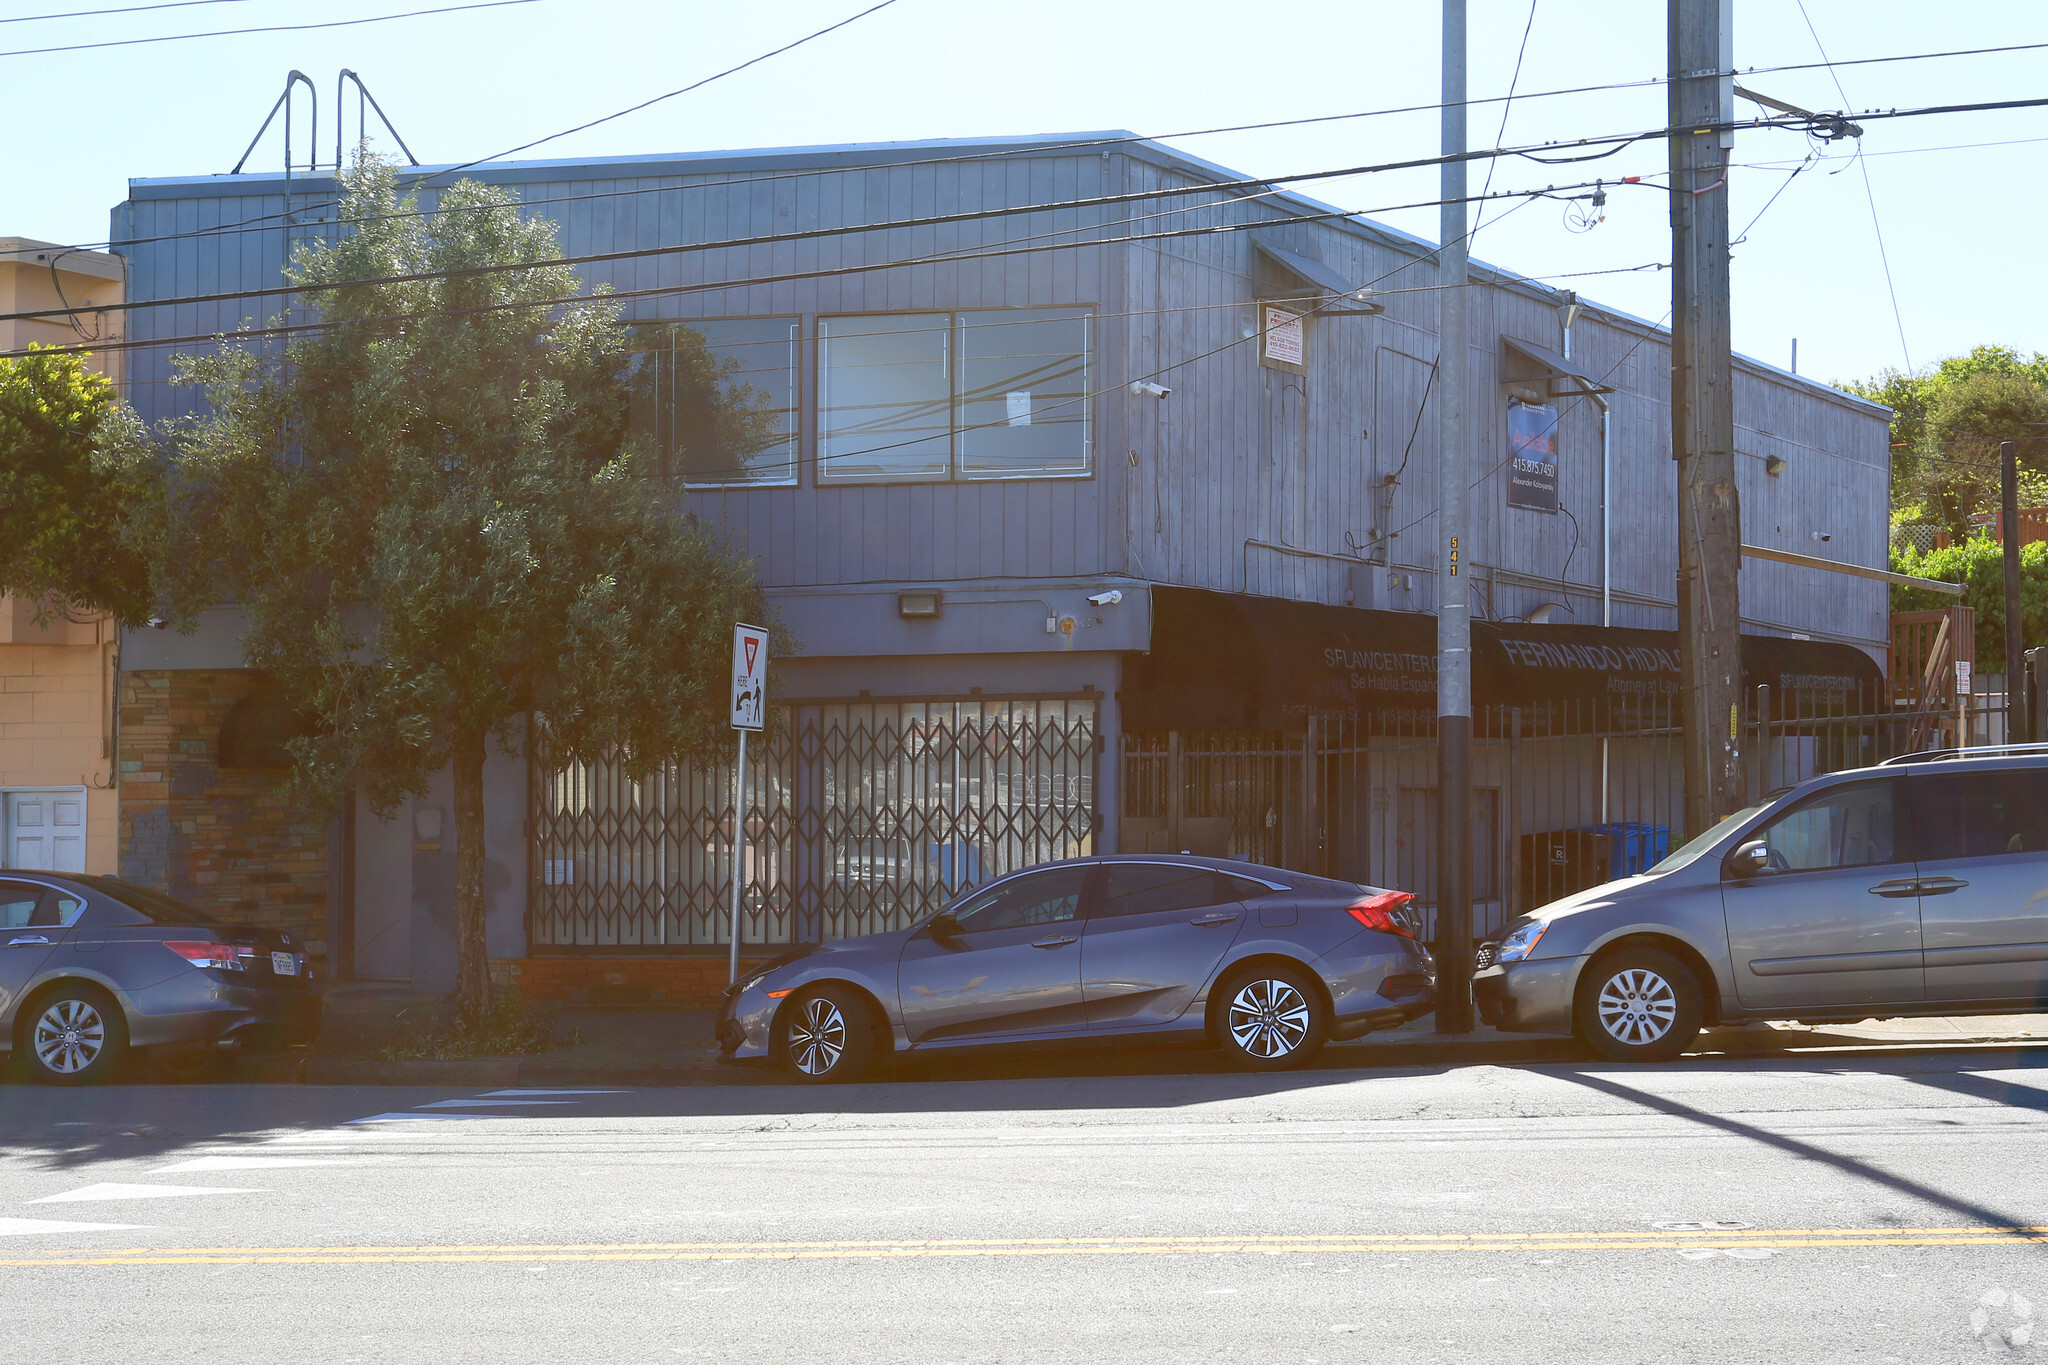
left=1891, top=538, right=2048, bottom=674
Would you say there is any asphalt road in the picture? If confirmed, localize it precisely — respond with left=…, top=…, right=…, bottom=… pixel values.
left=5, top=1048, right=2048, bottom=1364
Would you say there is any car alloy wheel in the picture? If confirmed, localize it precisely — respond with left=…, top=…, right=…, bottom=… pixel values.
left=34, top=998, right=108, bottom=1076
left=1227, top=978, right=1312, bottom=1059
left=786, top=996, right=848, bottom=1077
left=1594, top=967, right=1679, bottom=1047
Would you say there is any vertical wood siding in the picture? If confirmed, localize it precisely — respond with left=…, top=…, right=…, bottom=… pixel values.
left=113, top=141, right=1888, bottom=653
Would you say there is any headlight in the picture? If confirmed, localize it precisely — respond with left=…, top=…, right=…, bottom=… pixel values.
left=1495, top=920, right=1549, bottom=963
left=734, top=968, right=774, bottom=995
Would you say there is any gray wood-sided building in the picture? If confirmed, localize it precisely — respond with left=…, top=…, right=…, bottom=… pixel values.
left=110, top=133, right=1891, bottom=997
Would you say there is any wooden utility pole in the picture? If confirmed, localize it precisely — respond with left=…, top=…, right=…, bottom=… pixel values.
left=1669, top=0, right=1745, bottom=834
left=1435, top=0, right=1474, bottom=1032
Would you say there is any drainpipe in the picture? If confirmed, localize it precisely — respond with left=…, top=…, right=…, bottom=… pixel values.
left=1564, top=297, right=1614, bottom=825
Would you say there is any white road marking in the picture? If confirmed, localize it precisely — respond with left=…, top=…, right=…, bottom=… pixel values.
left=343, top=1113, right=490, bottom=1124
left=414, top=1099, right=577, bottom=1109
left=151, top=1157, right=358, bottom=1173
left=0, top=1217, right=148, bottom=1236
left=29, top=1184, right=264, bottom=1204
left=477, top=1090, right=626, bottom=1097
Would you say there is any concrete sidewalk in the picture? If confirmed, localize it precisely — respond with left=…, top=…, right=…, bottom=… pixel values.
left=280, top=990, right=2048, bottom=1087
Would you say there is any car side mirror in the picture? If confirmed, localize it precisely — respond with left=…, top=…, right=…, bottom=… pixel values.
left=1729, top=839, right=1770, bottom=878
left=928, top=912, right=962, bottom=939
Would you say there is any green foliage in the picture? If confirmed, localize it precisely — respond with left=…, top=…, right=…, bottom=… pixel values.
left=1891, top=538, right=2048, bottom=672
left=1847, top=345, right=2048, bottom=540
left=152, top=157, right=778, bottom=1022
left=0, top=346, right=154, bottom=623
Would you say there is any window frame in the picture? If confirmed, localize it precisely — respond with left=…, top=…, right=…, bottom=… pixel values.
left=815, top=307, right=1095, bottom=487
left=944, top=864, right=1091, bottom=935
left=1908, top=768, right=2048, bottom=863
left=1728, top=777, right=1910, bottom=879
left=632, top=315, right=803, bottom=490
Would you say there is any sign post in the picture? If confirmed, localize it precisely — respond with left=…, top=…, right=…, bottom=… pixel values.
left=728, top=622, right=768, bottom=985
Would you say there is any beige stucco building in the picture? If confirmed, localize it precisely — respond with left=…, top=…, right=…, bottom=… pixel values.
left=1, top=238, right=126, bottom=873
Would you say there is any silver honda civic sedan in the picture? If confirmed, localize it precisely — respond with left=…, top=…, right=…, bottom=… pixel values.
left=1475, top=748, right=2048, bottom=1061
left=717, top=855, right=1435, bottom=1082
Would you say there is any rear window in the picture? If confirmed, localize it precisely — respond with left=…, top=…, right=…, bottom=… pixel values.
left=72, top=875, right=222, bottom=925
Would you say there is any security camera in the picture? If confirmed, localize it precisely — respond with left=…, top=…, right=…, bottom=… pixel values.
left=1087, top=589, right=1124, bottom=606
left=1811, top=531, right=1832, bottom=542
left=1128, top=381, right=1171, bottom=399
left=147, top=616, right=167, bottom=630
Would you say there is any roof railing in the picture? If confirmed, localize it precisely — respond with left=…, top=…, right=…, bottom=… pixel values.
left=1879, top=742, right=2048, bottom=767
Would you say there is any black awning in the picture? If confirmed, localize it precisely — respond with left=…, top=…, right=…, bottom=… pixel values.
left=1123, top=587, right=1883, bottom=732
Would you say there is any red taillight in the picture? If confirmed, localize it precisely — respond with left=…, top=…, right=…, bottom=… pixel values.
left=1347, top=891, right=1418, bottom=938
left=163, top=940, right=243, bottom=971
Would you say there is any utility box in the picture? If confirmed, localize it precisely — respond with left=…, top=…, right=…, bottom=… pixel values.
left=1583, top=822, right=1672, bottom=878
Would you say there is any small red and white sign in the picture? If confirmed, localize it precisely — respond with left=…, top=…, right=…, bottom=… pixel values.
left=1261, top=305, right=1305, bottom=367
left=731, top=622, right=768, bottom=731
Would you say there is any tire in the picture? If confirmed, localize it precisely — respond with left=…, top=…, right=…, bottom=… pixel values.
left=1212, top=963, right=1327, bottom=1071
left=19, top=984, right=130, bottom=1085
left=774, top=985, right=877, bottom=1084
left=1573, top=947, right=1704, bottom=1063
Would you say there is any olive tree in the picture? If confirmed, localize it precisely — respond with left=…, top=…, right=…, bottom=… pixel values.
left=155, top=158, right=775, bottom=1024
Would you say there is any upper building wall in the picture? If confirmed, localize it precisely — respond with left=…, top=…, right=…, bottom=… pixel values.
left=108, top=134, right=1890, bottom=652
left=0, top=237, right=125, bottom=388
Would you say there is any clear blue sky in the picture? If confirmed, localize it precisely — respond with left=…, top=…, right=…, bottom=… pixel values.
left=6, top=0, right=2043, bottom=386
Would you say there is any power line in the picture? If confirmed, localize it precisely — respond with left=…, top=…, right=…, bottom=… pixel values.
left=3, top=177, right=1634, bottom=361
left=1796, top=1, right=1913, bottom=375
left=1, top=0, right=250, bottom=23
left=415, top=0, right=902, bottom=185
left=48, top=33, right=2045, bottom=259
left=1470, top=0, right=1540, bottom=242
left=18, top=106, right=1849, bottom=327
left=0, top=0, right=537, bottom=58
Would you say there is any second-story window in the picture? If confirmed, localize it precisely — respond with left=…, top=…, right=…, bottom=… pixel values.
left=817, top=308, right=1091, bottom=484
left=629, top=318, right=799, bottom=486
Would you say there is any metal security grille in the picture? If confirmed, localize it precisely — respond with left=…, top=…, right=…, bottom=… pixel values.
left=529, top=699, right=1098, bottom=950
left=1124, top=684, right=1918, bottom=945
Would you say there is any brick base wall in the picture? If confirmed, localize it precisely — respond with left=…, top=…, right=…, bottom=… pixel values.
left=118, top=669, right=328, bottom=957
left=491, top=955, right=775, bottom=1008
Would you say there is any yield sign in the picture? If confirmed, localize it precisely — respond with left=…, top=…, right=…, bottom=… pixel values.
left=730, top=622, right=769, bottom=731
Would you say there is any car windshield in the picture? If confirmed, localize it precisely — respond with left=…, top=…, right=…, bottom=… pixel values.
left=72, top=874, right=222, bottom=925
left=1645, top=804, right=1768, bottom=874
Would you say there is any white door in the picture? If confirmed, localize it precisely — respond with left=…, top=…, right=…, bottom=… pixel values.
left=6, top=791, right=87, bottom=873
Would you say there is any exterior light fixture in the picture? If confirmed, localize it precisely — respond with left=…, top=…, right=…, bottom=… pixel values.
left=898, top=591, right=942, bottom=619
left=1765, top=455, right=1787, bottom=477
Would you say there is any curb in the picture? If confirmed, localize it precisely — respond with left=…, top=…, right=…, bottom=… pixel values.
left=266, top=1033, right=2047, bottom=1089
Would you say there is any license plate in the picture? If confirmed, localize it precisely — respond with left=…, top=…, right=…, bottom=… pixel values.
left=271, top=951, right=296, bottom=977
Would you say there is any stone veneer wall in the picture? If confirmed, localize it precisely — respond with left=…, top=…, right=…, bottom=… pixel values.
left=118, top=669, right=328, bottom=960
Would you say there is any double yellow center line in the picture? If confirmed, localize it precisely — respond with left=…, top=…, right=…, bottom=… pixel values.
left=8, top=1227, right=2048, bottom=1267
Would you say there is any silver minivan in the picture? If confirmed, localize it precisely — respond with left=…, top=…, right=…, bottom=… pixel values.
left=1474, top=746, right=2048, bottom=1060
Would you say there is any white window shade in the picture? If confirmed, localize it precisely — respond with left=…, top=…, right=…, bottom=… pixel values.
left=818, top=309, right=1093, bottom=484
left=957, top=310, right=1090, bottom=480
left=818, top=314, right=952, bottom=483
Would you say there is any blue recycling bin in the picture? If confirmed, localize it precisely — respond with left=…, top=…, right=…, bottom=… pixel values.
left=1581, top=822, right=1671, bottom=877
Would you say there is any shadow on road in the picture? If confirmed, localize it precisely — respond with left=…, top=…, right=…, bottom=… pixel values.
left=1546, top=1066, right=2048, bottom=1238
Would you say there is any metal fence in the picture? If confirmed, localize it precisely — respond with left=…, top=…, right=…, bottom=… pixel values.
left=1124, top=683, right=1937, bottom=945
left=529, top=698, right=1098, bottom=950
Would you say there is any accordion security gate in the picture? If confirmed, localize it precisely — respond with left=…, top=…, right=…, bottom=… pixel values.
left=530, top=699, right=1098, bottom=951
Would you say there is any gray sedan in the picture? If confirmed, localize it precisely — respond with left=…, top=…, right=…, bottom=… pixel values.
left=717, top=855, right=1435, bottom=1083
left=2, top=872, right=319, bottom=1083
left=1476, top=748, right=2048, bottom=1061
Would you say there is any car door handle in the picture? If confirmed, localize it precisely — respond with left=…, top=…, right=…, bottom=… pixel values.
left=1191, top=913, right=1240, bottom=926
left=1867, top=879, right=1921, bottom=898
left=1031, top=934, right=1078, bottom=949
left=1917, top=876, right=1969, bottom=895
left=7, top=935, right=51, bottom=945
